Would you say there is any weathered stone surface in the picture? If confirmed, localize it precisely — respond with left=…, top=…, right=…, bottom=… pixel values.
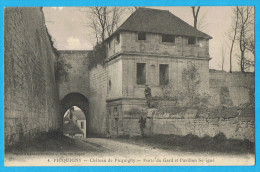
left=209, top=70, right=254, bottom=106
left=151, top=109, right=254, bottom=142
left=4, top=7, right=61, bottom=147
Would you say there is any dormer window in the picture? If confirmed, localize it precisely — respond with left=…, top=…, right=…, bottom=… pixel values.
left=188, top=37, right=196, bottom=45
left=162, top=34, right=175, bottom=43
left=138, top=32, right=146, bottom=40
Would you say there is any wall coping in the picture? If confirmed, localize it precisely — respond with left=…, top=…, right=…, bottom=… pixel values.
left=105, top=52, right=211, bottom=63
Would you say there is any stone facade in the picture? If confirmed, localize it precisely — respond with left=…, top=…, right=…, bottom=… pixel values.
left=4, top=7, right=61, bottom=147
left=105, top=30, right=211, bottom=137
left=76, top=119, right=86, bottom=138
left=88, top=65, right=108, bottom=135
left=107, top=31, right=209, bottom=59
left=209, top=70, right=255, bottom=106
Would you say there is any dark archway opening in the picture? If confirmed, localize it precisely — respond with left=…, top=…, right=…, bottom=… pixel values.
left=61, top=93, right=89, bottom=138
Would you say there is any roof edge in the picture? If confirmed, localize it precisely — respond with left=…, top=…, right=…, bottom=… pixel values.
left=104, top=8, right=212, bottom=42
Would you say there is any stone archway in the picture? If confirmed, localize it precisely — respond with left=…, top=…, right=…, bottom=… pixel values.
left=60, top=92, right=89, bottom=137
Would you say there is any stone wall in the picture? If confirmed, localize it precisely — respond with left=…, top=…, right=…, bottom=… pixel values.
left=4, top=7, right=61, bottom=147
left=150, top=109, right=254, bottom=142
left=209, top=70, right=255, bottom=106
left=88, top=64, right=108, bottom=135
left=58, top=51, right=90, bottom=100
left=107, top=59, right=123, bottom=99
left=121, top=108, right=254, bottom=142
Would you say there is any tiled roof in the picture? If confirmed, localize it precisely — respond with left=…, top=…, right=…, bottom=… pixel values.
left=72, top=110, right=86, bottom=120
left=63, top=120, right=84, bottom=135
left=107, top=8, right=212, bottom=40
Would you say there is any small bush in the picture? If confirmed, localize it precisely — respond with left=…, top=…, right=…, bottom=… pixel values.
left=117, top=133, right=254, bottom=154
left=88, top=43, right=106, bottom=70
left=54, top=55, right=72, bottom=82
left=213, top=132, right=227, bottom=143
left=125, top=108, right=146, bottom=116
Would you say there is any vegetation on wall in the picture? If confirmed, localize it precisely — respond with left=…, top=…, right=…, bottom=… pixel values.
left=87, top=43, right=107, bottom=70
left=45, top=27, right=71, bottom=82
left=125, top=108, right=147, bottom=116
left=220, top=87, right=233, bottom=106
left=54, top=55, right=72, bottom=82
left=151, top=63, right=209, bottom=108
left=182, top=62, right=209, bottom=106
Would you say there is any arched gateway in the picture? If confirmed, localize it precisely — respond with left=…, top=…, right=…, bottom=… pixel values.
left=60, top=93, right=89, bottom=137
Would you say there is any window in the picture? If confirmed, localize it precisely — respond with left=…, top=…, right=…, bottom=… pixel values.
left=81, top=122, right=84, bottom=129
left=137, top=63, right=146, bottom=85
left=108, top=41, right=111, bottom=48
left=188, top=37, right=196, bottom=45
left=138, top=32, right=146, bottom=40
left=159, top=64, right=169, bottom=85
left=162, top=34, right=175, bottom=43
left=116, top=34, right=120, bottom=44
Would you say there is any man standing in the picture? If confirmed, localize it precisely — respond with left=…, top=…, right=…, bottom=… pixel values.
left=144, top=84, right=152, bottom=108
left=138, top=116, right=146, bottom=138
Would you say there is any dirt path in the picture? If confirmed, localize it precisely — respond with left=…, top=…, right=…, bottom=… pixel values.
left=5, top=137, right=255, bottom=166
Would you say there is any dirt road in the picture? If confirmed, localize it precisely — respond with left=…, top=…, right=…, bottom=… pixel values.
left=5, top=137, right=254, bottom=166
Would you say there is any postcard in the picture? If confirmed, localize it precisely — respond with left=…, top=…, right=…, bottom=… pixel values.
left=4, top=6, right=255, bottom=166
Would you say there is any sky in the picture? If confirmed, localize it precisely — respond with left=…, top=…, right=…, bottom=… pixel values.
left=43, top=7, right=246, bottom=71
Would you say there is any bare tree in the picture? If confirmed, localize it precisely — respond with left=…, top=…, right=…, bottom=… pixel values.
left=191, top=6, right=201, bottom=29
left=221, top=45, right=226, bottom=71
left=245, top=32, right=255, bottom=57
left=229, top=7, right=239, bottom=73
left=80, top=7, right=128, bottom=44
left=236, top=6, right=254, bottom=72
left=229, top=6, right=254, bottom=72
left=197, top=11, right=208, bottom=31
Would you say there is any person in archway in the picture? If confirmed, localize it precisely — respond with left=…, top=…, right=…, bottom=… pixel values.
left=138, top=116, right=146, bottom=138
left=144, top=84, right=152, bottom=108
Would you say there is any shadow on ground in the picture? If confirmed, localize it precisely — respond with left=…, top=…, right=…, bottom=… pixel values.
left=5, top=132, right=98, bottom=153
left=115, top=133, right=255, bottom=154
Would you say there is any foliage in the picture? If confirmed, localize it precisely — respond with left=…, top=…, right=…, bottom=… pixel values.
left=88, top=43, right=107, bottom=70
left=181, top=63, right=211, bottom=106
left=220, top=87, right=233, bottom=106
left=156, top=85, right=184, bottom=108
left=154, top=63, right=210, bottom=107
left=54, top=55, right=72, bottom=82
left=157, top=106, right=188, bottom=115
left=182, top=63, right=201, bottom=105
left=45, top=27, right=71, bottom=82
left=125, top=108, right=146, bottom=116
left=121, top=133, right=254, bottom=154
